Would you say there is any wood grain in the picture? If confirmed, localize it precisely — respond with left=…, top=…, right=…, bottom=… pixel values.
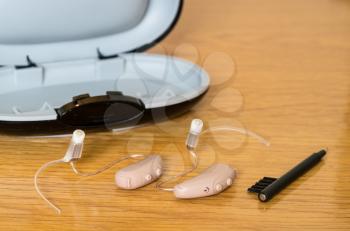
left=1, top=0, right=350, bottom=230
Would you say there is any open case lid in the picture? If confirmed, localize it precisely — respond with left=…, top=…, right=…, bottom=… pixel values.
left=0, top=0, right=183, bottom=65
left=0, top=0, right=209, bottom=133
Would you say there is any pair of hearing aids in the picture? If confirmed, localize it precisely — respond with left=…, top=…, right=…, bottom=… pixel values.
left=35, top=119, right=268, bottom=214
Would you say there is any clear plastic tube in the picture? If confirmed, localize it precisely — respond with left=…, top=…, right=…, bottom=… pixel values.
left=34, top=159, right=65, bottom=214
left=156, top=149, right=198, bottom=192
left=69, top=154, right=145, bottom=177
left=201, top=126, right=270, bottom=147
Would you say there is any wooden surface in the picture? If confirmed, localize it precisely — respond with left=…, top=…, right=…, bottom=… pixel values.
left=1, top=0, right=350, bottom=230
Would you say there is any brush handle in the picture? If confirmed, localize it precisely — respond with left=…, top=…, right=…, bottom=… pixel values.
left=258, top=149, right=326, bottom=202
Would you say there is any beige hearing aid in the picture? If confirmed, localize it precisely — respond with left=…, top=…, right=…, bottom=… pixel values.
left=156, top=119, right=269, bottom=199
left=35, top=130, right=163, bottom=214
left=174, top=163, right=236, bottom=199
left=115, top=155, right=163, bottom=189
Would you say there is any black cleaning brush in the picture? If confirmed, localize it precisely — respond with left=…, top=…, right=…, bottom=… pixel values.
left=248, top=149, right=327, bottom=202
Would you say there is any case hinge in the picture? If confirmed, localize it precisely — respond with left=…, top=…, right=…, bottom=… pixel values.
left=15, top=56, right=38, bottom=69
left=97, top=48, right=120, bottom=60
left=56, top=91, right=145, bottom=127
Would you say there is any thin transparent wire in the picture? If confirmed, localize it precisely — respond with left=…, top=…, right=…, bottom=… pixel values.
left=155, top=126, right=269, bottom=192
left=69, top=154, right=145, bottom=177
left=155, top=149, right=198, bottom=192
left=202, top=126, right=270, bottom=146
left=34, top=159, right=64, bottom=215
left=35, top=154, right=145, bottom=215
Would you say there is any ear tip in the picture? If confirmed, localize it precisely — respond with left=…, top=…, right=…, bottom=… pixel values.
left=72, top=129, right=85, bottom=143
left=190, top=119, right=204, bottom=134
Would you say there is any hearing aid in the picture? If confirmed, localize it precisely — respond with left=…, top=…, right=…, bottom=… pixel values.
left=156, top=119, right=269, bottom=199
left=35, top=129, right=163, bottom=214
left=174, top=163, right=236, bottom=199
left=115, top=155, right=163, bottom=189
left=174, top=119, right=236, bottom=199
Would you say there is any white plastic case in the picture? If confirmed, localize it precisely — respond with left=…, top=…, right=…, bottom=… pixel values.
left=0, top=0, right=209, bottom=134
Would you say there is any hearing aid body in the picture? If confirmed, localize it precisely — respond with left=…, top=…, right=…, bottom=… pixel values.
left=115, top=155, right=163, bottom=189
left=173, top=163, right=236, bottom=199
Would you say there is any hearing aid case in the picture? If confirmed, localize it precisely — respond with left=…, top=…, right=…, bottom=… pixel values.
left=0, top=0, right=209, bottom=134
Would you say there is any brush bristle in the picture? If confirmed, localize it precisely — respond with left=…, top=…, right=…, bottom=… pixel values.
left=248, top=177, right=277, bottom=193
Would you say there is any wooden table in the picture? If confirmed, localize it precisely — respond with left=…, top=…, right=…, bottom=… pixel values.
left=1, top=0, right=349, bottom=230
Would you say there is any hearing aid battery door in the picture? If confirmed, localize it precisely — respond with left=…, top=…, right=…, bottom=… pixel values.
left=0, top=0, right=210, bottom=134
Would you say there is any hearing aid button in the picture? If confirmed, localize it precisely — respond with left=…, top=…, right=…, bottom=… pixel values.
left=215, top=184, right=223, bottom=192
left=156, top=168, right=162, bottom=177
left=227, top=178, right=233, bottom=186
left=145, top=174, right=152, bottom=181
